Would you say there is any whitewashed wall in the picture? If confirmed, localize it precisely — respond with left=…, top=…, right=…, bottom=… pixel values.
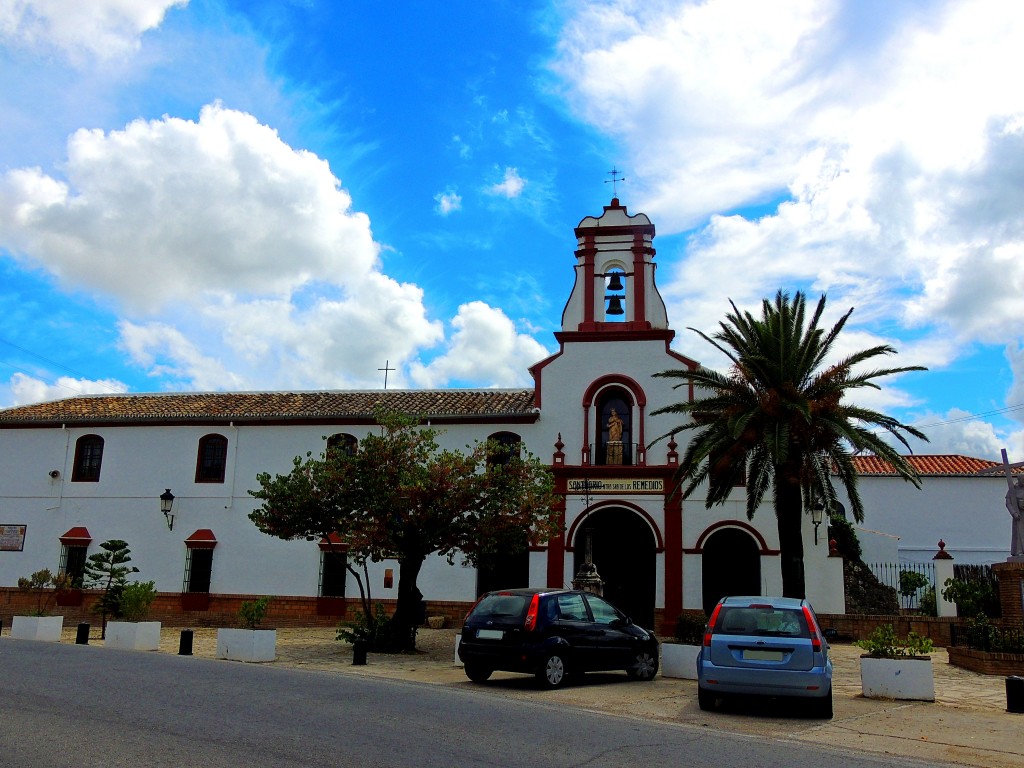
left=837, top=475, right=1012, bottom=564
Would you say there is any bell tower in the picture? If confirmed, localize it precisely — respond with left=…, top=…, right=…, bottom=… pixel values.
left=560, top=197, right=670, bottom=333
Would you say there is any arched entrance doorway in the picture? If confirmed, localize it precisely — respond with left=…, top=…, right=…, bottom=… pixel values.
left=701, top=527, right=761, bottom=614
left=572, top=507, right=655, bottom=629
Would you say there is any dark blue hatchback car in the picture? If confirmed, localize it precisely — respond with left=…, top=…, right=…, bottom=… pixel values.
left=458, top=587, right=659, bottom=688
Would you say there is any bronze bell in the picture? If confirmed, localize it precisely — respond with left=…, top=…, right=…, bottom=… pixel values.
left=606, top=273, right=624, bottom=292
left=605, top=295, right=625, bottom=315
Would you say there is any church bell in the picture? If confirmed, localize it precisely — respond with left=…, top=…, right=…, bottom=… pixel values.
left=606, top=273, right=624, bottom=292
left=605, top=295, right=625, bottom=315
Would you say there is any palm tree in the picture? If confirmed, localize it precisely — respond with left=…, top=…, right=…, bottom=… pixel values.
left=652, top=290, right=927, bottom=599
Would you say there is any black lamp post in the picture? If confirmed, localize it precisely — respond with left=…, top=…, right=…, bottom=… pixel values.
left=160, top=488, right=175, bottom=531
left=811, top=502, right=824, bottom=546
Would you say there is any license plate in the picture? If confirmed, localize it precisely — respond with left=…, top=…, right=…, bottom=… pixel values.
left=476, top=629, right=504, bottom=640
left=743, top=649, right=784, bottom=661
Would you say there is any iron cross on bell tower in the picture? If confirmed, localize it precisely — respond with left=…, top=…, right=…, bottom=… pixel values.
left=604, top=166, right=626, bottom=198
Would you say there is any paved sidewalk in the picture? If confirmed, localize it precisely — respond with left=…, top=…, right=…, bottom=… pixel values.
left=53, top=626, right=1024, bottom=768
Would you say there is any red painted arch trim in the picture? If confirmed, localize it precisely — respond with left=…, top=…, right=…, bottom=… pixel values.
left=184, top=529, right=218, bottom=549
left=565, top=499, right=665, bottom=553
left=684, top=520, right=779, bottom=555
left=581, top=374, right=647, bottom=408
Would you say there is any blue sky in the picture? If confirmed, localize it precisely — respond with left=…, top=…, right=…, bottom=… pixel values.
left=1, top=0, right=1023, bottom=460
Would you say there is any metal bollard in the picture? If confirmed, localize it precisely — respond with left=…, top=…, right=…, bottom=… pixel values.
left=178, top=629, right=194, bottom=656
left=76, top=622, right=90, bottom=644
left=352, top=639, right=368, bottom=666
left=1007, top=676, right=1024, bottom=713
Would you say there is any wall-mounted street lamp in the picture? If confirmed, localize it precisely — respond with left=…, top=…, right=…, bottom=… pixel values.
left=160, top=488, right=175, bottom=531
left=811, top=502, right=824, bottom=546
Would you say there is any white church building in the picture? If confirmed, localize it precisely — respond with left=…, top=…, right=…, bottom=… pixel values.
left=0, top=197, right=1012, bottom=630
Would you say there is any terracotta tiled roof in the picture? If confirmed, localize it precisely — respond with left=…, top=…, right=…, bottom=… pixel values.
left=851, top=454, right=1018, bottom=477
left=0, top=389, right=538, bottom=426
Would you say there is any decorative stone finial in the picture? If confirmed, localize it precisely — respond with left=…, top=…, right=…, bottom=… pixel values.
left=933, top=539, right=953, bottom=560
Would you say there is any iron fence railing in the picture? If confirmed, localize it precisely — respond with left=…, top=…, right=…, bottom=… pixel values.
left=866, top=561, right=936, bottom=611
left=950, top=621, right=1024, bottom=652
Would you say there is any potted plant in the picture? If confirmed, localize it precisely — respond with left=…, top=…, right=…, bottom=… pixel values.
left=856, top=623, right=935, bottom=701
left=216, top=596, right=276, bottom=662
left=661, top=612, right=705, bottom=679
left=105, top=580, right=161, bottom=651
left=11, top=569, right=70, bottom=642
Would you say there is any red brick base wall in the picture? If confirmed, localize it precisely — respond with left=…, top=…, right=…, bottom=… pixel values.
left=2, top=588, right=680, bottom=634
left=947, top=646, right=1024, bottom=676
left=2, top=589, right=960, bottom=644
left=816, top=614, right=958, bottom=647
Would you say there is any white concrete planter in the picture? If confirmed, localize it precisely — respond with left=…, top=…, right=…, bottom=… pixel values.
left=860, top=655, right=935, bottom=701
left=105, top=621, right=161, bottom=651
left=661, top=643, right=701, bottom=679
left=216, top=628, right=277, bottom=662
left=10, top=615, right=63, bottom=642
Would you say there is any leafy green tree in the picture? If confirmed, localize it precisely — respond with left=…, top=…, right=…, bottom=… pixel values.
left=250, top=409, right=561, bottom=652
left=652, top=291, right=927, bottom=599
left=84, top=539, right=139, bottom=638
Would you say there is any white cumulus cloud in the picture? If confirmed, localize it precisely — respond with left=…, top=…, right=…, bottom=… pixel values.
left=434, top=189, right=462, bottom=216
left=487, top=167, right=526, bottom=199
left=409, top=301, right=549, bottom=388
left=8, top=372, right=127, bottom=405
left=555, top=0, right=1024, bottom=430
left=0, top=0, right=188, bottom=61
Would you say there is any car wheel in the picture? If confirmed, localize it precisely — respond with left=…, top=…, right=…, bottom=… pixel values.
left=808, top=688, right=833, bottom=719
left=537, top=652, right=569, bottom=688
left=626, top=650, right=659, bottom=681
left=464, top=664, right=493, bottom=683
left=697, top=686, right=716, bottom=711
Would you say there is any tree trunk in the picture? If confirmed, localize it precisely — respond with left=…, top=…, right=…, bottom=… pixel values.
left=388, top=555, right=425, bottom=653
left=775, top=478, right=806, bottom=599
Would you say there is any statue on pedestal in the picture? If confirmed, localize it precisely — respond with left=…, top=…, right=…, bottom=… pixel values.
left=998, top=449, right=1024, bottom=559
left=605, top=408, right=624, bottom=465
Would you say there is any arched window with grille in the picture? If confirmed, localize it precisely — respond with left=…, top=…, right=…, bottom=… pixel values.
left=486, top=431, right=521, bottom=469
left=71, top=435, right=104, bottom=482
left=195, top=434, right=228, bottom=483
left=326, top=433, right=358, bottom=457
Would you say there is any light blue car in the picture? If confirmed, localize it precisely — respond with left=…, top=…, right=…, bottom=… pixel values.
left=696, top=595, right=833, bottom=718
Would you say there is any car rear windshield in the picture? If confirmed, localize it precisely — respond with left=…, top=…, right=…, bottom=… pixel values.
left=714, top=606, right=808, bottom=637
left=468, top=593, right=530, bottom=621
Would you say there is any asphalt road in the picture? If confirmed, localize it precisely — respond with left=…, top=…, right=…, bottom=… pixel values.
left=1, top=640, right=937, bottom=768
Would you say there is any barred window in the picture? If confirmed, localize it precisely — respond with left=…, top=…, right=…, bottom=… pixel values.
left=195, top=434, right=228, bottom=483
left=72, top=435, right=104, bottom=482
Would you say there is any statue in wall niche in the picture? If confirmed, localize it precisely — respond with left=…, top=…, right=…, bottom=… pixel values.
left=607, top=409, right=624, bottom=442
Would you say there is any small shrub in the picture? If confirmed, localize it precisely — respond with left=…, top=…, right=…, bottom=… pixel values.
left=855, top=623, right=933, bottom=657
left=941, top=577, right=995, bottom=619
left=239, top=596, right=273, bottom=629
left=17, top=569, right=72, bottom=616
left=899, top=569, right=928, bottom=596
left=337, top=603, right=392, bottom=650
left=118, top=581, right=157, bottom=621
left=918, top=586, right=937, bottom=617
left=674, top=612, right=706, bottom=645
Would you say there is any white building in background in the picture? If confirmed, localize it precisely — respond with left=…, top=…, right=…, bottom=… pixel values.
left=847, top=455, right=1015, bottom=566
left=15, top=196, right=1006, bottom=628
